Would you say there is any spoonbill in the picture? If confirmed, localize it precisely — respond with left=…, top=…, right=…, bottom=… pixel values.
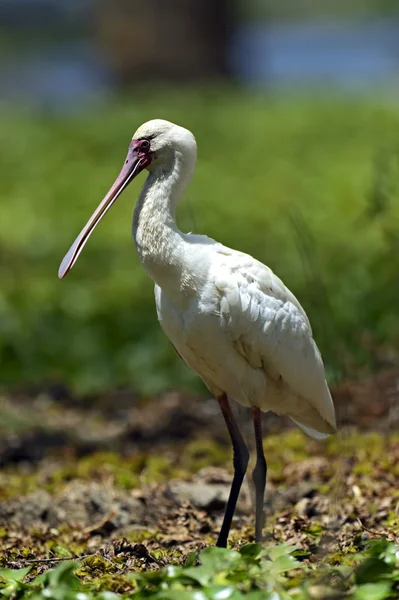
left=59, top=119, right=337, bottom=547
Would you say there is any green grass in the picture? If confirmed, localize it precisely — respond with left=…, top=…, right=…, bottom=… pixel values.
left=0, top=428, right=398, bottom=597
left=1, top=88, right=399, bottom=393
left=1, top=539, right=398, bottom=599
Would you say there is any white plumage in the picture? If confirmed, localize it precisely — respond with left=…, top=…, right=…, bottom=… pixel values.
left=129, top=120, right=336, bottom=438
left=59, top=118, right=337, bottom=546
left=155, top=244, right=336, bottom=437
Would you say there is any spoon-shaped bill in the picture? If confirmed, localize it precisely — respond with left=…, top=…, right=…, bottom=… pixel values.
left=58, top=148, right=146, bottom=279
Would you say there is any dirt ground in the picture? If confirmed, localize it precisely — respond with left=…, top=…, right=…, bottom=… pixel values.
left=0, top=368, right=398, bottom=578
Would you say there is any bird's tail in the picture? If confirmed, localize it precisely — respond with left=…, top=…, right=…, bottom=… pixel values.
left=290, top=417, right=333, bottom=440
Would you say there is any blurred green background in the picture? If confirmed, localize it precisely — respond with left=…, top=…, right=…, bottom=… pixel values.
left=1, top=1, right=399, bottom=395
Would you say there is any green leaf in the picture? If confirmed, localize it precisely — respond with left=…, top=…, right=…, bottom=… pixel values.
left=185, top=551, right=198, bottom=567
left=269, top=554, right=300, bottom=574
left=266, top=545, right=299, bottom=562
left=352, top=582, right=392, bottom=600
left=239, top=544, right=262, bottom=560
left=182, top=566, right=213, bottom=586
left=0, top=566, right=32, bottom=584
left=97, top=593, right=120, bottom=600
left=355, top=558, right=393, bottom=584
left=365, top=539, right=393, bottom=558
left=199, top=547, right=241, bottom=567
left=53, top=546, right=73, bottom=558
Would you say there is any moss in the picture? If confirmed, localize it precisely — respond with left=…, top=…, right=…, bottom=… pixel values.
left=181, top=439, right=231, bottom=473
left=124, top=529, right=159, bottom=544
left=1, top=429, right=397, bottom=502
left=304, top=523, right=324, bottom=538
left=0, top=470, right=43, bottom=501
left=1, top=428, right=398, bottom=592
left=385, top=511, right=399, bottom=528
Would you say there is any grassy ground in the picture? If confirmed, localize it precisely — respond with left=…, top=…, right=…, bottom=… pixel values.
left=1, top=89, right=399, bottom=394
left=0, top=389, right=398, bottom=598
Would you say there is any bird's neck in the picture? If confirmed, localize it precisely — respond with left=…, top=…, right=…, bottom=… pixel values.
left=132, top=151, right=195, bottom=294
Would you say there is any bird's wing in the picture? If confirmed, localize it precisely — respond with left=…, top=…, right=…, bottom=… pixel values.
left=212, top=245, right=336, bottom=431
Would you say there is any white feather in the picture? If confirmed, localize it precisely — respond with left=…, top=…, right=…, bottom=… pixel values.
left=130, top=119, right=336, bottom=437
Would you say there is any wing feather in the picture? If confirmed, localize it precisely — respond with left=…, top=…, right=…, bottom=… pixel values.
left=213, top=246, right=336, bottom=433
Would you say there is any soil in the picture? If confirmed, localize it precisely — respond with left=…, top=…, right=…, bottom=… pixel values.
left=0, top=367, right=398, bottom=576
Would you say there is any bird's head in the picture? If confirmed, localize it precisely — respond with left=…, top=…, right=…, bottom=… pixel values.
left=58, top=119, right=196, bottom=280
left=133, top=119, right=197, bottom=169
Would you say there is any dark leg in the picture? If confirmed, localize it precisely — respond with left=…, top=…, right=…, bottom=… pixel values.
left=252, top=407, right=267, bottom=543
left=216, top=393, right=250, bottom=548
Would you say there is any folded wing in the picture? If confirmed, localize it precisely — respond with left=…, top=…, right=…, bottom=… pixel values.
left=213, top=246, right=336, bottom=435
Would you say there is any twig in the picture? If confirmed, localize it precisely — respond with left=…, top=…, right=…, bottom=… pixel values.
left=24, top=551, right=123, bottom=571
left=83, top=510, right=117, bottom=535
left=24, top=554, right=94, bottom=564
left=356, top=518, right=394, bottom=541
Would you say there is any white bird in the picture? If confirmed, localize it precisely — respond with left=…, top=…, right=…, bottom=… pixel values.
left=59, top=119, right=337, bottom=547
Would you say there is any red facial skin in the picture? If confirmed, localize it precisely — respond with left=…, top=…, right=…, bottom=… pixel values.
left=128, top=138, right=153, bottom=170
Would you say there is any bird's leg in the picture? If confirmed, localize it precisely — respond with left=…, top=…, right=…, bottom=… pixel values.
left=252, top=407, right=267, bottom=543
left=216, top=393, right=250, bottom=548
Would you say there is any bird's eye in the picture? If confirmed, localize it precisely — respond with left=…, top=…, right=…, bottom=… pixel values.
left=140, top=139, right=150, bottom=151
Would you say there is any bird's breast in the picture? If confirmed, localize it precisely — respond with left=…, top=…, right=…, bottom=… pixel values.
left=156, top=285, right=219, bottom=354
left=154, top=285, right=251, bottom=399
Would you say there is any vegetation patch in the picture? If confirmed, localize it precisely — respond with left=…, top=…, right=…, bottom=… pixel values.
left=2, top=92, right=399, bottom=393
left=1, top=538, right=399, bottom=598
left=0, top=424, right=398, bottom=597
